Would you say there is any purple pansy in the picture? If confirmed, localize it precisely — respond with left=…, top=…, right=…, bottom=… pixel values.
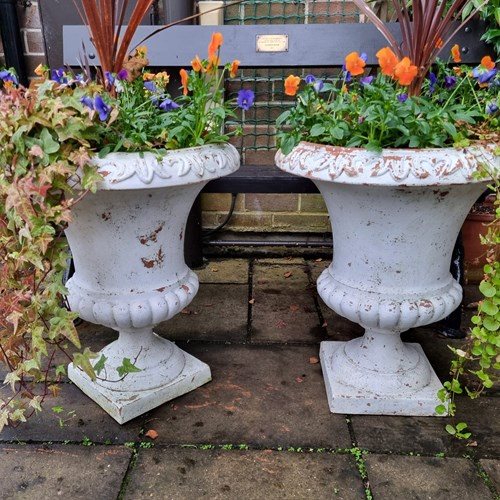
left=486, top=101, right=498, bottom=115
left=51, top=68, right=68, bottom=84
left=360, top=76, right=374, bottom=86
left=397, top=93, right=408, bottom=103
left=94, top=95, right=111, bottom=121
left=144, top=81, right=157, bottom=93
left=117, top=69, right=128, bottom=80
left=343, top=70, right=352, bottom=83
left=428, top=72, right=437, bottom=93
left=80, top=96, right=94, bottom=110
left=472, top=66, right=497, bottom=85
left=444, top=75, right=456, bottom=89
left=0, top=69, right=18, bottom=85
left=158, top=98, right=180, bottom=111
left=105, top=71, right=115, bottom=86
left=304, top=74, right=324, bottom=92
left=237, top=89, right=255, bottom=111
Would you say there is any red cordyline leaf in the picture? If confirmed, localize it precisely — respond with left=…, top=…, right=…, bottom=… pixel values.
left=351, top=0, right=490, bottom=94
left=73, top=0, right=155, bottom=76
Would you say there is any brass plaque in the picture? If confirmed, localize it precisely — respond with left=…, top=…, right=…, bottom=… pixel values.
left=256, top=34, right=289, bottom=53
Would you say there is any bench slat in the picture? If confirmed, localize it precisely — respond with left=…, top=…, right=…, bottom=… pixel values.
left=63, top=21, right=488, bottom=68
left=204, top=165, right=318, bottom=193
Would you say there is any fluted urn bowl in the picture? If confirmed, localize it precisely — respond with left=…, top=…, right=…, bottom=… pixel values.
left=276, top=141, right=496, bottom=416
left=65, top=144, right=240, bottom=423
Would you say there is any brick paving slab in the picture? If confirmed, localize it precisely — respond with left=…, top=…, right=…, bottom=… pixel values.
left=365, top=455, right=493, bottom=499
left=251, top=264, right=328, bottom=343
left=0, top=444, right=131, bottom=499
left=0, top=383, right=142, bottom=444
left=307, top=259, right=330, bottom=282
left=351, top=397, right=499, bottom=458
left=196, top=259, right=249, bottom=284
left=480, top=460, right=500, bottom=493
left=144, top=343, right=350, bottom=449
left=158, top=284, right=248, bottom=342
left=124, top=448, right=364, bottom=500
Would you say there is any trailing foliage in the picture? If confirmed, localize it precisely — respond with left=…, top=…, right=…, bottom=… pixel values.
left=437, top=155, right=499, bottom=437
left=0, top=77, right=102, bottom=431
left=277, top=52, right=499, bottom=154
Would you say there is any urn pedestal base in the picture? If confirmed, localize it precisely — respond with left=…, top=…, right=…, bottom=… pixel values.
left=320, top=341, right=443, bottom=416
left=68, top=334, right=211, bottom=424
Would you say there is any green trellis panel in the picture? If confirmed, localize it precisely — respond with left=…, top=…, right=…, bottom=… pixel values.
left=222, top=0, right=361, bottom=160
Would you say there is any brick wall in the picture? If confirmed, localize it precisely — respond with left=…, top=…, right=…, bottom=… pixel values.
left=0, top=2, right=47, bottom=76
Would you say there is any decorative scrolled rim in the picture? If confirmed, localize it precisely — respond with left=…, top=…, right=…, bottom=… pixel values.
left=90, top=143, right=240, bottom=190
left=275, top=141, right=498, bottom=186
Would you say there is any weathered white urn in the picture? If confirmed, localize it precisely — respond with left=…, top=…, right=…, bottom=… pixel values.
left=276, top=142, right=495, bottom=416
left=65, top=144, right=240, bottom=423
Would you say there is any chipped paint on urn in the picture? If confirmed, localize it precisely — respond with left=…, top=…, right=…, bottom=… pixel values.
left=276, top=142, right=496, bottom=416
left=65, top=144, right=240, bottom=424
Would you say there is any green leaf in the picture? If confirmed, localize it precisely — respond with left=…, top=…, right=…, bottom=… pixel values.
left=40, top=128, right=60, bottom=154
left=93, top=354, right=107, bottom=376
left=310, top=124, right=326, bottom=137
left=52, top=406, right=64, bottom=414
left=483, top=317, right=500, bottom=332
left=479, top=281, right=496, bottom=298
left=116, top=358, right=142, bottom=378
left=445, top=424, right=456, bottom=435
left=435, top=404, right=447, bottom=415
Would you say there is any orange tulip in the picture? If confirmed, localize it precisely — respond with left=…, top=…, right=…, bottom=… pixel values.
left=376, top=47, right=399, bottom=76
left=230, top=59, right=240, bottom=78
left=481, top=55, right=495, bottom=70
left=191, top=56, right=203, bottom=72
left=208, top=32, right=224, bottom=59
left=284, top=74, right=301, bottom=96
left=344, top=52, right=366, bottom=76
left=451, top=44, right=461, bottom=63
left=180, top=68, right=189, bottom=95
left=394, top=57, right=418, bottom=86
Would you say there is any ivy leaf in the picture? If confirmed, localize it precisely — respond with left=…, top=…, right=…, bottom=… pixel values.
left=93, top=354, right=107, bottom=376
left=40, top=128, right=60, bottom=154
left=116, top=358, right=142, bottom=378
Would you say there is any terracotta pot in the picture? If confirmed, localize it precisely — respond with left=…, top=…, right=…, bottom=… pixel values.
left=462, top=198, right=496, bottom=283
left=65, top=144, right=240, bottom=423
left=276, top=141, right=495, bottom=416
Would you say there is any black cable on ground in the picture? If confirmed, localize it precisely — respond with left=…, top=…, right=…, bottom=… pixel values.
left=202, top=193, right=238, bottom=239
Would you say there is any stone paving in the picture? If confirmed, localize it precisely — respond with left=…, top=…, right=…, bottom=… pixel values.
left=1, top=257, right=498, bottom=499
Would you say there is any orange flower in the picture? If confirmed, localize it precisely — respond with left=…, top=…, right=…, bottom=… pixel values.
left=453, top=66, right=463, bottom=76
left=208, top=32, right=224, bottom=59
left=143, top=72, right=156, bottom=81
left=481, top=55, right=495, bottom=70
left=435, top=38, right=444, bottom=49
left=284, top=74, right=301, bottom=96
left=191, top=56, right=203, bottom=72
left=180, top=68, right=189, bottom=95
left=230, top=59, right=240, bottom=78
left=451, top=44, right=461, bottom=63
left=376, top=47, right=399, bottom=76
left=344, top=52, right=366, bottom=76
left=393, top=57, right=418, bottom=86
left=207, top=54, right=220, bottom=73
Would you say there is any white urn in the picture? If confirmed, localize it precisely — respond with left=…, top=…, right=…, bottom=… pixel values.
left=276, top=141, right=495, bottom=416
left=65, top=144, right=240, bottom=423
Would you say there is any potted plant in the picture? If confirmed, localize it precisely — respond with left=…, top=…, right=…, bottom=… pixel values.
left=0, top=1, right=253, bottom=426
left=275, top=0, right=499, bottom=416
left=462, top=192, right=497, bottom=282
